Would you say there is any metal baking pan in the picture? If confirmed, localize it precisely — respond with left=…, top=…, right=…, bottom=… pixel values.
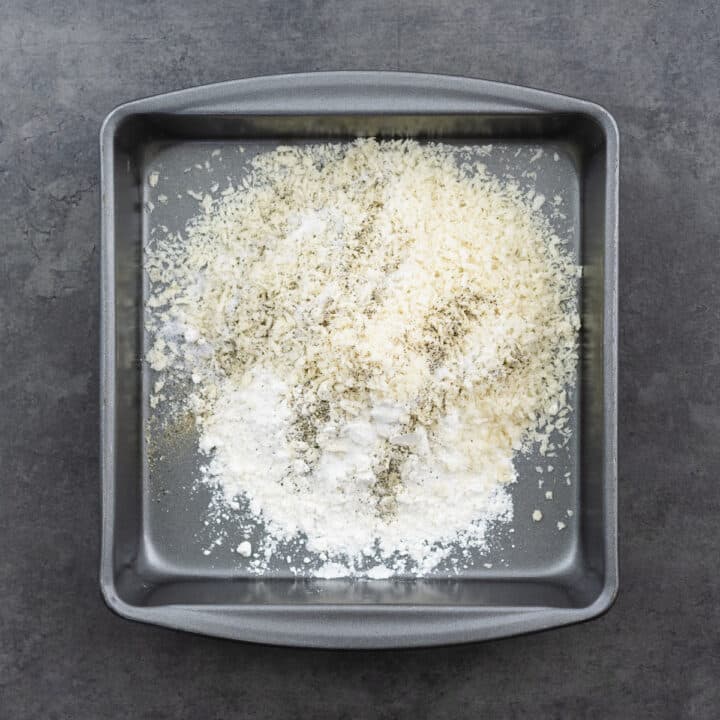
left=100, top=71, right=618, bottom=648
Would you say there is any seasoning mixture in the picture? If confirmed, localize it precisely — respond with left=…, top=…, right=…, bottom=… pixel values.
left=145, top=139, right=579, bottom=576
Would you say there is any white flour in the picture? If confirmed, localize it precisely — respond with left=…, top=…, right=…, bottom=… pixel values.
left=200, top=366, right=513, bottom=573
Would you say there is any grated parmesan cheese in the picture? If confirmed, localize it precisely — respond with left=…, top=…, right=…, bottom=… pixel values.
left=145, top=139, right=579, bottom=575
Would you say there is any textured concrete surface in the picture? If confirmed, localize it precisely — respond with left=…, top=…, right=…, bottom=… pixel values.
left=1, top=1, right=719, bottom=718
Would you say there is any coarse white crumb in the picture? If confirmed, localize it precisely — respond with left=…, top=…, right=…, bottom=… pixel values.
left=557, top=521, right=566, bottom=530
left=532, top=510, right=543, bottom=522
left=532, top=193, right=546, bottom=210
left=545, top=490, right=553, bottom=500
left=529, top=148, right=544, bottom=163
left=236, top=541, right=252, bottom=557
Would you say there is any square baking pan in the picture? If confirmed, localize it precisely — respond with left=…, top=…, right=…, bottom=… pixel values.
left=100, top=71, right=618, bottom=648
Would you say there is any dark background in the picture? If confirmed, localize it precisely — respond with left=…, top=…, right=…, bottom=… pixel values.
left=1, top=1, right=718, bottom=718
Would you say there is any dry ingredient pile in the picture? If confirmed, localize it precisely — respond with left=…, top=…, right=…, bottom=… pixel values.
left=145, top=139, right=579, bottom=577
